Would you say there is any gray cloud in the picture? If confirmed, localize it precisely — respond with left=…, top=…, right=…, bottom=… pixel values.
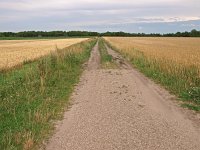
left=0, top=0, right=200, bottom=32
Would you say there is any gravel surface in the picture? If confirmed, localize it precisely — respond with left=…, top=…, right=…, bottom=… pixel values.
left=45, top=42, right=200, bottom=150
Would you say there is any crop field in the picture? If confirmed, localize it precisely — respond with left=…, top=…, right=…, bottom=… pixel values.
left=0, top=38, right=96, bottom=149
left=0, top=38, right=88, bottom=70
left=1, top=36, right=200, bottom=149
left=105, top=37, right=200, bottom=108
left=104, top=37, right=200, bottom=69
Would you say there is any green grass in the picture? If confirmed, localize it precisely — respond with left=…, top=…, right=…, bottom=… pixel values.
left=98, top=38, right=117, bottom=69
left=105, top=40, right=200, bottom=112
left=0, top=38, right=97, bottom=149
left=182, top=103, right=200, bottom=111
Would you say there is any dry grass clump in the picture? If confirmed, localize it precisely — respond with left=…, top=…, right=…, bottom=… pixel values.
left=0, top=38, right=88, bottom=69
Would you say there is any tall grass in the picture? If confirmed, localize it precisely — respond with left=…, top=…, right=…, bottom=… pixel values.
left=98, top=38, right=116, bottom=68
left=0, top=38, right=97, bottom=149
left=105, top=37, right=200, bottom=110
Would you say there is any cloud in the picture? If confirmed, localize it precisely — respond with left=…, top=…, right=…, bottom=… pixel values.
left=0, top=0, right=200, bottom=32
left=0, top=0, right=182, bottom=11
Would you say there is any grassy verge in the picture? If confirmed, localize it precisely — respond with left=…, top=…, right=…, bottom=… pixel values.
left=98, top=38, right=117, bottom=69
left=0, top=38, right=97, bottom=149
left=105, top=40, right=200, bottom=112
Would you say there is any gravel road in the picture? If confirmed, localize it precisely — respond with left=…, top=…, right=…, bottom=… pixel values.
left=45, top=42, right=200, bottom=150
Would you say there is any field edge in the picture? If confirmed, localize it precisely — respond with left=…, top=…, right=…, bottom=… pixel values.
left=104, top=38, right=200, bottom=112
left=0, top=38, right=97, bottom=150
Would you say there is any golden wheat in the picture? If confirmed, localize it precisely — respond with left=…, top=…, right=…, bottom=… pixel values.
left=105, top=37, right=200, bottom=71
left=104, top=37, right=200, bottom=99
left=0, top=38, right=88, bottom=69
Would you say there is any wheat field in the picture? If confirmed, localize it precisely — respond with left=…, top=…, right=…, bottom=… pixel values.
left=0, top=38, right=88, bottom=69
left=105, top=37, right=200, bottom=102
left=104, top=37, right=200, bottom=69
left=105, top=37, right=200, bottom=78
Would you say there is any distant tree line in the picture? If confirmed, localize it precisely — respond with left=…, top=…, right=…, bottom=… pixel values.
left=101, top=29, right=200, bottom=37
left=0, top=31, right=99, bottom=37
left=0, top=29, right=200, bottom=37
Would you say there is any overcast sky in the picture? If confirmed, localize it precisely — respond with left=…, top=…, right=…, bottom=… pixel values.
left=0, top=0, right=200, bottom=33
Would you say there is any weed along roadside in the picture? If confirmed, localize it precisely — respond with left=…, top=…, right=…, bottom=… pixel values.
left=0, top=38, right=97, bottom=149
left=104, top=37, right=200, bottom=111
left=98, top=38, right=117, bottom=69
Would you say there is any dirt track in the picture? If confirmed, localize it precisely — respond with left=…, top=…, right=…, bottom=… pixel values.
left=45, top=42, right=200, bottom=150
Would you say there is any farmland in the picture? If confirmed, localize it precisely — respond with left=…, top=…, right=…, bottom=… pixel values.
left=0, top=38, right=96, bottom=149
left=0, top=38, right=88, bottom=70
left=1, top=36, right=200, bottom=149
left=105, top=37, right=200, bottom=108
